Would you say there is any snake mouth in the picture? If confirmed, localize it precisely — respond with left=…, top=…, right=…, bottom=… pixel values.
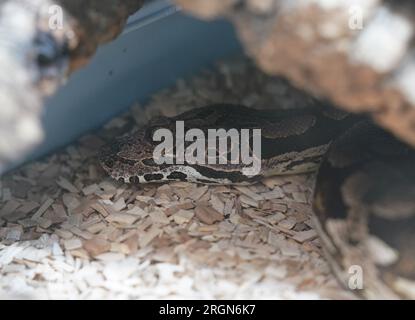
left=99, top=136, right=148, bottom=182
left=98, top=141, right=126, bottom=176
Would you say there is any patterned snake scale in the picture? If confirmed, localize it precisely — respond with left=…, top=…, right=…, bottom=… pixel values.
left=99, top=104, right=415, bottom=299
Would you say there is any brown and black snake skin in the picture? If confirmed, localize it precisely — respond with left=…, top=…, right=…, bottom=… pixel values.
left=99, top=104, right=415, bottom=299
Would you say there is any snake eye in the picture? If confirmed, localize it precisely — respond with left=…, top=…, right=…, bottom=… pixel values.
left=142, top=158, right=158, bottom=167
left=105, top=159, right=115, bottom=168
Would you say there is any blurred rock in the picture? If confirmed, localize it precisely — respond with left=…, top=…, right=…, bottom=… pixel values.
left=176, top=0, right=415, bottom=146
left=0, top=0, right=144, bottom=172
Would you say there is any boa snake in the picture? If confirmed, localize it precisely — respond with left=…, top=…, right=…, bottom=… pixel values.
left=99, top=104, right=415, bottom=299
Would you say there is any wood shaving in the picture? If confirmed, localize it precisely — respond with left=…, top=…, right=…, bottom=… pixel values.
left=173, top=210, right=194, bottom=225
left=83, top=238, right=111, bottom=257
left=56, top=177, right=79, bottom=193
left=195, top=205, right=224, bottom=225
left=0, top=57, right=352, bottom=299
left=64, top=239, right=83, bottom=251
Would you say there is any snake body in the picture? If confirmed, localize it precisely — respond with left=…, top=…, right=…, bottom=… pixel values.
left=99, top=104, right=357, bottom=184
left=99, top=104, right=415, bottom=299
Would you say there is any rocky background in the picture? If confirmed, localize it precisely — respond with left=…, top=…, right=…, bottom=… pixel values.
left=2, top=0, right=415, bottom=171
left=176, top=0, right=415, bottom=147
left=0, top=0, right=144, bottom=172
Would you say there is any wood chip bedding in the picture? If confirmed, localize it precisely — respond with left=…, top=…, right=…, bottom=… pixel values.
left=0, top=57, right=353, bottom=299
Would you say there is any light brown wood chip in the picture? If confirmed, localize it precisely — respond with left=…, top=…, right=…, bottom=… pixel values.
left=32, top=198, right=54, bottom=220
left=64, top=238, right=83, bottom=251
left=292, top=230, right=318, bottom=243
left=106, top=213, right=139, bottom=225
left=83, top=238, right=111, bottom=257
left=56, top=177, right=79, bottom=193
left=0, top=200, right=21, bottom=217
left=195, top=205, right=224, bottom=225
left=173, top=210, right=194, bottom=225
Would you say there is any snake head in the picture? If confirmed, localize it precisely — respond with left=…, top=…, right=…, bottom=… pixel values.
left=99, top=130, right=155, bottom=183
